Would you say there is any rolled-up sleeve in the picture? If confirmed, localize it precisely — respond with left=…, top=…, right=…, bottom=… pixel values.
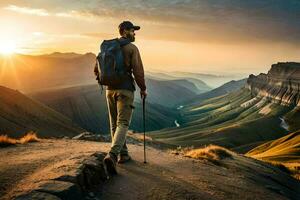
left=131, top=47, right=146, bottom=91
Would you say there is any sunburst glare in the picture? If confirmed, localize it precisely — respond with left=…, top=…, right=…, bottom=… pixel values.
left=0, top=40, right=17, bottom=55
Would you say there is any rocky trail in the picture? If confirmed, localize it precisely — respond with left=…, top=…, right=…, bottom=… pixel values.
left=0, top=139, right=299, bottom=200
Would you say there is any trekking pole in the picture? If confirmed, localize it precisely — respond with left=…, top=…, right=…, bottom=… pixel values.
left=143, top=96, right=147, bottom=164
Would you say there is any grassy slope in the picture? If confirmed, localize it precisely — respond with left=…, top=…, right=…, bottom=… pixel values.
left=246, top=131, right=300, bottom=179
left=149, top=88, right=294, bottom=151
left=246, top=131, right=300, bottom=163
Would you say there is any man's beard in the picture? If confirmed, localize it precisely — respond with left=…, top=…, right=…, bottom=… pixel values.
left=126, top=33, right=135, bottom=42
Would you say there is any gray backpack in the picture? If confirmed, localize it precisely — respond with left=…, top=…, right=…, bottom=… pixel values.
left=95, top=38, right=131, bottom=90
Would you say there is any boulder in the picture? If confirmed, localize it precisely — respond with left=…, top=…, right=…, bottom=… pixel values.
left=77, top=152, right=108, bottom=190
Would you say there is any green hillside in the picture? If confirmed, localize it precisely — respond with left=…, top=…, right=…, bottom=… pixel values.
left=149, top=88, right=294, bottom=151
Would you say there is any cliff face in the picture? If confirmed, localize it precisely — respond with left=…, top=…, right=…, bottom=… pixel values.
left=246, top=62, right=300, bottom=106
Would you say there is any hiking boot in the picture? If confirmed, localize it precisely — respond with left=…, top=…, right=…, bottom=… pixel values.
left=118, top=154, right=132, bottom=164
left=103, top=153, right=118, bottom=175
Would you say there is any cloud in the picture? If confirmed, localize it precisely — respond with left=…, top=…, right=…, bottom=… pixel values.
left=4, top=5, right=49, bottom=16
left=2, top=0, right=300, bottom=45
left=2, top=4, right=94, bottom=20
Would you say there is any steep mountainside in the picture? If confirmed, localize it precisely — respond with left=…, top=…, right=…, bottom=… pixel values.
left=180, top=78, right=247, bottom=107
left=246, top=62, right=300, bottom=131
left=148, top=62, right=300, bottom=151
left=0, top=86, right=85, bottom=138
left=29, top=84, right=180, bottom=134
left=246, top=62, right=300, bottom=107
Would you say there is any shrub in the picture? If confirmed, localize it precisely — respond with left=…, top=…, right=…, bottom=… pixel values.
left=185, top=145, right=234, bottom=163
left=0, top=131, right=40, bottom=147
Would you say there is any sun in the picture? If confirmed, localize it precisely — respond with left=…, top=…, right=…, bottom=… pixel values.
left=0, top=40, right=17, bottom=55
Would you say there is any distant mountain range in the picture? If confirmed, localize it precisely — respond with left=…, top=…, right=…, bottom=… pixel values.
left=148, top=70, right=243, bottom=88
left=0, top=53, right=96, bottom=93
left=146, top=71, right=212, bottom=93
left=0, top=53, right=227, bottom=94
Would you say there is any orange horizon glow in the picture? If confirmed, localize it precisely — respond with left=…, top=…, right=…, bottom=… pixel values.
left=0, top=1, right=299, bottom=75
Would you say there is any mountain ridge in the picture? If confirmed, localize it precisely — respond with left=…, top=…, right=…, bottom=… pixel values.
left=0, top=85, right=85, bottom=138
left=246, top=62, right=300, bottom=106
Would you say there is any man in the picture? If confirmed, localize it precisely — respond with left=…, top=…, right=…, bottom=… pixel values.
left=94, top=21, right=147, bottom=175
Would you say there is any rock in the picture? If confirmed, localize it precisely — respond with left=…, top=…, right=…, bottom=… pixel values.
left=54, top=174, right=79, bottom=184
left=72, top=132, right=110, bottom=142
left=54, top=152, right=108, bottom=191
left=77, top=152, right=108, bottom=190
left=36, top=180, right=82, bottom=200
left=245, top=62, right=300, bottom=106
left=15, top=191, right=62, bottom=200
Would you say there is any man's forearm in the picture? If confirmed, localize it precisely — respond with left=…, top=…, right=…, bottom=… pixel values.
left=135, top=75, right=146, bottom=91
left=132, top=48, right=146, bottom=91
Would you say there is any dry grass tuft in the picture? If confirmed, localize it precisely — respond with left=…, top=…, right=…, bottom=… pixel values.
left=127, top=131, right=152, bottom=142
left=0, top=135, right=18, bottom=147
left=184, top=145, right=234, bottom=163
left=288, top=165, right=300, bottom=180
left=19, top=131, right=40, bottom=144
left=169, top=146, right=194, bottom=155
left=0, top=131, right=40, bottom=147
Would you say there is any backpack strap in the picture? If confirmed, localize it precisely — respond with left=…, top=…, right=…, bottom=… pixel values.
left=117, top=37, right=131, bottom=46
left=95, top=57, right=104, bottom=94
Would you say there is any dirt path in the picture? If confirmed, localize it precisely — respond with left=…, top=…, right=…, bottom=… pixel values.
left=0, top=139, right=299, bottom=200
left=0, top=139, right=109, bottom=200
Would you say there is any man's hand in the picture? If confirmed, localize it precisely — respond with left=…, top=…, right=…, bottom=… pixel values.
left=140, top=90, right=147, bottom=99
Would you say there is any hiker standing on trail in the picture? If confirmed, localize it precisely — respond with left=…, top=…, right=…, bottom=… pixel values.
left=94, top=21, right=147, bottom=174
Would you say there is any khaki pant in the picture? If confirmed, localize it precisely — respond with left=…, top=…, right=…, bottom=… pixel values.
left=106, top=89, right=135, bottom=156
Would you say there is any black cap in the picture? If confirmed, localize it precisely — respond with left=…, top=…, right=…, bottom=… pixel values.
left=119, top=21, right=140, bottom=31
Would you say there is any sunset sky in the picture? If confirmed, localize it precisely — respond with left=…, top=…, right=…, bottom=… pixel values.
left=0, top=0, right=300, bottom=75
